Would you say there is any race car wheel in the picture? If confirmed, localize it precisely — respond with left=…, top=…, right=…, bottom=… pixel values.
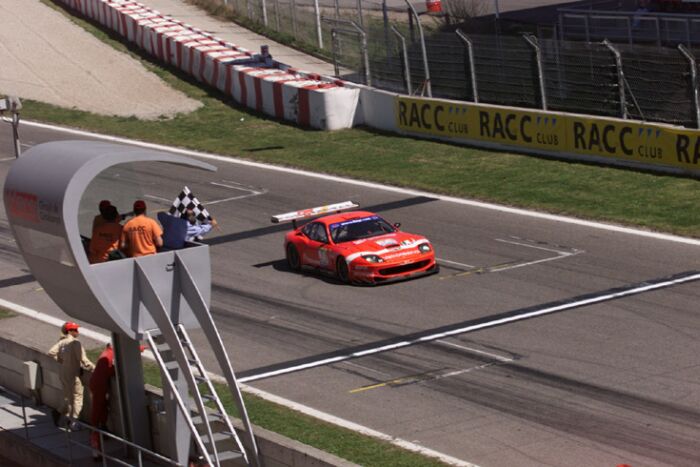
left=286, top=244, right=301, bottom=271
left=336, top=257, right=350, bottom=283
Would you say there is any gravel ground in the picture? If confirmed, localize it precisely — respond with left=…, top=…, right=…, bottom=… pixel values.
left=0, top=0, right=201, bottom=120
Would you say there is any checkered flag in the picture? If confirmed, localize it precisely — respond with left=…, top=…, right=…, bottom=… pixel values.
left=168, top=186, right=211, bottom=222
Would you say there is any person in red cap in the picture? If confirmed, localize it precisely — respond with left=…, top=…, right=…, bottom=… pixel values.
left=47, top=321, right=94, bottom=429
left=120, top=200, right=163, bottom=257
left=89, top=343, right=115, bottom=458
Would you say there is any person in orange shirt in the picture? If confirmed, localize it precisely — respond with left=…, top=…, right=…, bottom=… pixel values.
left=89, top=205, right=123, bottom=263
left=120, top=200, right=163, bottom=257
left=92, top=200, right=112, bottom=231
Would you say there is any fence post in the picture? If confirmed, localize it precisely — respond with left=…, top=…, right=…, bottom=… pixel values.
left=274, top=0, right=280, bottom=30
left=523, top=34, right=547, bottom=110
left=323, top=18, right=370, bottom=86
left=331, top=29, right=340, bottom=76
left=356, top=0, right=364, bottom=28
left=314, top=0, right=323, bottom=49
left=391, top=25, right=412, bottom=94
left=383, top=0, right=390, bottom=60
left=291, top=0, right=298, bottom=38
left=603, top=39, right=627, bottom=119
left=405, top=0, right=431, bottom=97
left=679, top=44, right=700, bottom=128
left=262, top=0, right=269, bottom=26
left=456, top=29, right=478, bottom=103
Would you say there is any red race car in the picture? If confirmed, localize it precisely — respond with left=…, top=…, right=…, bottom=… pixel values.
left=272, top=201, right=439, bottom=284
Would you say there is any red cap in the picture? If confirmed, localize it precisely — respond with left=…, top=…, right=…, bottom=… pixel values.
left=64, top=321, right=79, bottom=332
left=99, top=200, right=111, bottom=209
left=133, top=200, right=146, bottom=210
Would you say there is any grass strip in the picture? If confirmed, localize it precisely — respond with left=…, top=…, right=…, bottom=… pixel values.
left=138, top=358, right=444, bottom=466
left=82, top=349, right=445, bottom=465
left=0, top=308, right=16, bottom=319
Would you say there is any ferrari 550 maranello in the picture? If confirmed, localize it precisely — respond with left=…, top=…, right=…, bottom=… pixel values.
left=271, top=201, right=439, bottom=284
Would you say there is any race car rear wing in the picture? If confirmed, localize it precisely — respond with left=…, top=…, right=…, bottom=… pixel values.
left=271, top=201, right=359, bottom=228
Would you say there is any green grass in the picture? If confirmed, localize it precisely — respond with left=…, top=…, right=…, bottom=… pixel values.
left=84, top=348, right=443, bottom=464
left=136, top=358, right=442, bottom=466
left=0, top=308, right=16, bottom=319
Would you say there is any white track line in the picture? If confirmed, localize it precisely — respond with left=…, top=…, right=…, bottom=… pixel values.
left=0, top=296, right=476, bottom=467
left=436, top=340, right=514, bottom=363
left=495, top=238, right=579, bottom=255
left=437, top=258, right=477, bottom=269
left=20, top=120, right=700, bottom=247
left=239, top=272, right=700, bottom=383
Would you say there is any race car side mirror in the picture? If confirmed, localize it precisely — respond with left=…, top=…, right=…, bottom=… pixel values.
left=393, top=223, right=401, bottom=230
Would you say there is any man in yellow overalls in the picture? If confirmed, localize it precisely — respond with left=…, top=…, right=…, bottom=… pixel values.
left=48, top=322, right=94, bottom=429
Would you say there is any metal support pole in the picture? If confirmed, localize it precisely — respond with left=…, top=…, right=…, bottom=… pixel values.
left=262, top=0, right=269, bottom=26
left=12, top=113, right=21, bottom=158
left=603, top=39, right=627, bottom=119
left=334, top=0, right=340, bottom=19
left=291, top=0, right=298, bottom=38
left=20, top=395, right=28, bottom=439
left=626, top=16, right=632, bottom=44
left=523, top=34, right=547, bottom=110
left=456, top=29, right=478, bottom=103
left=314, top=0, right=323, bottom=49
left=382, top=0, right=390, bottom=60
left=323, top=18, right=369, bottom=85
left=356, top=0, right=364, bottom=28
left=405, top=0, right=431, bottom=97
left=391, top=25, right=412, bottom=94
left=112, top=334, right=153, bottom=457
left=274, top=0, right=280, bottom=30
left=360, top=28, right=370, bottom=86
left=679, top=44, right=700, bottom=128
left=2, top=96, right=22, bottom=157
left=331, top=29, right=340, bottom=76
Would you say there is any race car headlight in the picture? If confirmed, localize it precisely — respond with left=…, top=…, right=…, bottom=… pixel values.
left=362, top=254, right=384, bottom=263
left=418, top=243, right=432, bottom=253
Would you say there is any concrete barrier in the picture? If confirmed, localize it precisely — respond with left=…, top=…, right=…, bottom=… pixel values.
left=0, top=335, right=357, bottom=467
left=55, top=0, right=359, bottom=130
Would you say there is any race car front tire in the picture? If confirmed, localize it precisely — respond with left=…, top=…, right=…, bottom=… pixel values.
left=286, top=244, right=301, bottom=271
left=336, top=257, right=350, bottom=283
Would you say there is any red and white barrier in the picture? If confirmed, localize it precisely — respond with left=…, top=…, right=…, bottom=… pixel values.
left=54, top=0, right=359, bottom=130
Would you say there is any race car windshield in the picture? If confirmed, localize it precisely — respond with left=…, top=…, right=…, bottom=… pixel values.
left=330, top=216, right=395, bottom=243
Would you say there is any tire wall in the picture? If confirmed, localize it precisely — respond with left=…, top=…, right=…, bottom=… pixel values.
left=56, top=0, right=359, bottom=130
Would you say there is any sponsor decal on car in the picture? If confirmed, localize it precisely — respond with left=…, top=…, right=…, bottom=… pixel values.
left=376, top=238, right=399, bottom=247
left=384, top=250, right=419, bottom=260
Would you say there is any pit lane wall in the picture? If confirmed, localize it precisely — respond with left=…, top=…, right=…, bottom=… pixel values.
left=56, top=0, right=358, bottom=130
left=353, top=87, right=700, bottom=178
left=0, top=335, right=357, bottom=467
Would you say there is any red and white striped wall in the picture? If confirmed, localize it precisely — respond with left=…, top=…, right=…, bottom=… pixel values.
left=55, top=0, right=359, bottom=130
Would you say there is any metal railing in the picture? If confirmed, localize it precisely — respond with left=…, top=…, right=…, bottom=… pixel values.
left=66, top=420, right=183, bottom=467
left=0, top=384, right=181, bottom=467
left=202, top=1, right=700, bottom=128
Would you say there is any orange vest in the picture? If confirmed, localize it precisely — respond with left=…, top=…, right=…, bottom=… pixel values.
left=89, top=222, right=123, bottom=263
left=121, top=215, right=163, bottom=257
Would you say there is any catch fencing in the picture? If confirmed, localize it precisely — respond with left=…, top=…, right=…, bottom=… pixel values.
left=205, top=0, right=700, bottom=128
